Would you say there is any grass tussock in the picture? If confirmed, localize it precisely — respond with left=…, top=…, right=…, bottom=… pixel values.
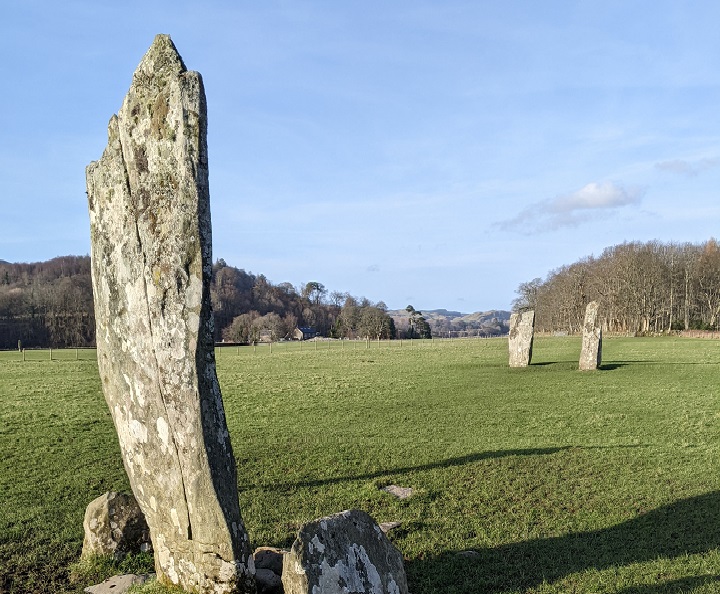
left=2, top=337, right=720, bottom=592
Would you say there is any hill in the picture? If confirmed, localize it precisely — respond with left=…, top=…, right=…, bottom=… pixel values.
left=388, top=308, right=510, bottom=337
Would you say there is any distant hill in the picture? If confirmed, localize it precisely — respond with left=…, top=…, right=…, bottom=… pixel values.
left=388, top=308, right=511, bottom=337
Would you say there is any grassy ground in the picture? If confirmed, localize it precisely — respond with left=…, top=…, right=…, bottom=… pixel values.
left=2, top=337, right=720, bottom=593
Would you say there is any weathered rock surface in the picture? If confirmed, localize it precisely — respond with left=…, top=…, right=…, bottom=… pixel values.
left=282, top=510, right=408, bottom=594
left=379, top=521, right=402, bottom=534
left=86, top=34, right=254, bottom=593
left=81, top=492, right=151, bottom=560
left=84, top=573, right=154, bottom=594
left=253, top=547, right=287, bottom=594
left=579, top=301, right=602, bottom=371
left=256, top=568, right=283, bottom=594
left=508, top=310, right=535, bottom=367
left=381, top=485, right=414, bottom=499
left=254, top=547, right=287, bottom=575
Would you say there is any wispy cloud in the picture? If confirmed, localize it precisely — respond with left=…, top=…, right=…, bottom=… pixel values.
left=655, top=158, right=720, bottom=177
left=497, top=181, right=644, bottom=234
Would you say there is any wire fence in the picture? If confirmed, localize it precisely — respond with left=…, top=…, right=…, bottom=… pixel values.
left=0, top=336, right=507, bottom=362
left=215, top=335, right=505, bottom=356
left=0, top=347, right=98, bottom=362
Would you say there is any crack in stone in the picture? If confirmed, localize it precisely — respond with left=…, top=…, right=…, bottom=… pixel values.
left=89, top=35, right=254, bottom=592
left=118, top=128, right=195, bottom=543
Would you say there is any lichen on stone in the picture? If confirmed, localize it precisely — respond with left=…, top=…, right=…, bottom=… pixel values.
left=87, top=34, right=254, bottom=594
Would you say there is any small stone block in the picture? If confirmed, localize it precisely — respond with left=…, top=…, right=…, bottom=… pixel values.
left=84, top=573, right=153, bottom=594
left=379, top=521, right=402, bottom=533
left=256, top=568, right=283, bottom=594
left=254, top=546, right=287, bottom=575
left=382, top=484, right=414, bottom=499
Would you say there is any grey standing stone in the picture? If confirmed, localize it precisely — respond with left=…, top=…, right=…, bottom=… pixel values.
left=508, top=310, right=535, bottom=367
left=81, top=492, right=151, bottom=560
left=282, top=510, right=408, bottom=594
left=86, top=34, right=254, bottom=593
left=579, top=301, right=602, bottom=371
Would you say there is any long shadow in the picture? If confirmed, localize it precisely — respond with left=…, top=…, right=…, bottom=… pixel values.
left=244, top=447, right=572, bottom=491
left=616, top=576, right=720, bottom=594
left=603, top=361, right=718, bottom=369
left=600, top=362, right=629, bottom=370
left=528, top=361, right=560, bottom=366
left=406, top=490, right=720, bottom=593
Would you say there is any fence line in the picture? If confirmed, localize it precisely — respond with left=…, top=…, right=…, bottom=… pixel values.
left=216, top=336, right=506, bottom=357
left=677, top=330, right=720, bottom=339
left=0, top=336, right=509, bottom=362
left=0, top=347, right=98, bottom=362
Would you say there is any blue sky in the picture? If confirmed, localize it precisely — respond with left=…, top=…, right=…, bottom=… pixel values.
left=2, top=1, right=720, bottom=312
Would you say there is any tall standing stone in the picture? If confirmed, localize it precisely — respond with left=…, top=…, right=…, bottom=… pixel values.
left=86, top=35, right=254, bottom=593
left=508, top=310, right=535, bottom=367
left=579, top=301, right=602, bottom=371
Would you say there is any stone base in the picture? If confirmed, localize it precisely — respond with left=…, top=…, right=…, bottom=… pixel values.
left=84, top=573, right=154, bottom=594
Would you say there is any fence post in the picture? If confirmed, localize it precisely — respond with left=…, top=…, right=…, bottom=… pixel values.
left=49, top=348, right=52, bottom=361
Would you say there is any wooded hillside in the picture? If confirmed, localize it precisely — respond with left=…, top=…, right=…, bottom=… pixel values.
left=0, top=256, right=398, bottom=348
left=514, top=239, right=720, bottom=334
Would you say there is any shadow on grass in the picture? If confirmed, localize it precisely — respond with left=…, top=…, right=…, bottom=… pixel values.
left=528, top=362, right=561, bottom=366
left=406, top=490, right=720, bottom=593
left=252, top=447, right=572, bottom=491
left=616, top=575, right=720, bottom=594
left=599, top=362, right=630, bottom=370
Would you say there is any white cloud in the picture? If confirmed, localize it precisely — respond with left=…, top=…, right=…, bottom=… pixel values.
left=655, top=158, right=720, bottom=177
left=497, top=181, right=644, bottom=234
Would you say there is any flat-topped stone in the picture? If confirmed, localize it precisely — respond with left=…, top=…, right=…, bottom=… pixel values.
left=84, top=573, right=154, bottom=594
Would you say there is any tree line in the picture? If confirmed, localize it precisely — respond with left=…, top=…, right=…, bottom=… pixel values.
left=211, top=259, right=402, bottom=343
left=0, top=256, right=418, bottom=349
left=513, top=239, right=720, bottom=334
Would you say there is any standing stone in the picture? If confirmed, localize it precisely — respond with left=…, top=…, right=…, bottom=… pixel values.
left=86, top=35, right=254, bottom=593
left=508, top=310, right=535, bottom=367
left=579, top=301, right=602, bottom=371
left=282, top=510, right=408, bottom=594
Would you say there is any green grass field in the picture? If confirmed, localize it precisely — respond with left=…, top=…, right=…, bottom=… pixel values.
left=2, top=337, right=720, bottom=593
